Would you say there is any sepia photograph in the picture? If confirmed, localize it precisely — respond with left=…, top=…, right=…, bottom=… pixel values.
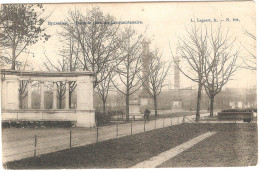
left=0, top=0, right=257, bottom=169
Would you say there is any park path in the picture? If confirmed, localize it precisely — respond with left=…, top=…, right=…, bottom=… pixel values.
left=131, top=131, right=216, bottom=168
left=2, top=113, right=209, bottom=163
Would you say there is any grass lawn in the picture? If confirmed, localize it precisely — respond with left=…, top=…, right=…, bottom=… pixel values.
left=159, top=123, right=258, bottom=167
left=4, top=123, right=257, bottom=169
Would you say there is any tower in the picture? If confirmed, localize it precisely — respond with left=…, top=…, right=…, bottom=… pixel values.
left=141, top=38, right=151, bottom=94
left=171, top=56, right=182, bottom=110
left=139, top=38, right=152, bottom=108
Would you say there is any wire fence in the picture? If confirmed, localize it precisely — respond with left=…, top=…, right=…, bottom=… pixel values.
left=2, top=115, right=199, bottom=163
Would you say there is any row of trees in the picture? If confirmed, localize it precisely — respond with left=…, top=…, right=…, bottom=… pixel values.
left=58, top=9, right=172, bottom=120
left=0, top=4, right=171, bottom=121
left=1, top=4, right=255, bottom=122
left=172, top=24, right=240, bottom=121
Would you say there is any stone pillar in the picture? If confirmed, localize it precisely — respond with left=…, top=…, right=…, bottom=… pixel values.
left=77, top=76, right=93, bottom=110
left=65, top=82, right=70, bottom=109
left=40, top=81, right=45, bottom=109
left=2, top=75, right=19, bottom=110
left=76, top=75, right=95, bottom=127
left=27, top=81, right=32, bottom=109
left=53, top=82, right=57, bottom=109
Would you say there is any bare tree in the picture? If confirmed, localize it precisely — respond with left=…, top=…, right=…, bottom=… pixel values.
left=61, top=7, right=124, bottom=88
left=0, top=4, right=50, bottom=70
left=112, top=27, right=143, bottom=121
left=19, top=80, right=28, bottom=108
left=242, top=30, right=256, bottom=70
left=16, top=59, right=34, bottom=108
left=57, top=37, right=80, bottom=108
left=203, top=26, right=239, bottom=117
left=171, top=24, right=209, bottom=122
left=140, top=48, right=171, bottom=118
left=96, top=65, right=114, bottom=114
left=43, top=37, right=79, bottom=108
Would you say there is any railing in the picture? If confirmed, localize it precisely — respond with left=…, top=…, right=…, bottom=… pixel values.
left=2, top=115, right=200, bottom=164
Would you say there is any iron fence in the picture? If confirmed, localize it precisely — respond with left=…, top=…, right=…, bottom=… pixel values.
left=2, top=115, right=197, bottom=163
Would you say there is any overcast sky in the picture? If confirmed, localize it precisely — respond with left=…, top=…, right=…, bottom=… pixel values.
left=17, top=1, right=256, bottom=89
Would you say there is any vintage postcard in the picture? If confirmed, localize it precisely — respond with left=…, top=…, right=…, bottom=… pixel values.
left=0, top=0, right=257, bottom=169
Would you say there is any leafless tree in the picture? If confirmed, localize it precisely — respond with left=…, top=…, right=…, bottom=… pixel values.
left=242, top=30, right=256, bottom=70
left=203, top=25, right=239, bottom=117
left=171, top=24, right=209, bottom=122
left=57, top=37, right=80, bottom=108
left=19, top=81, right=28, bottom=108
left=96, top=65, right=114, bottom=114
left=112, top=27, right=143, bottom=121
left=16, top=59, right=34, bottom=108
left=43, top=54, right=66, bottom=108
left=140, top=48, right=171, bottom=118
left=43, top=37, right=79, bottom=108
left=61, top=7, right=124, bottom=88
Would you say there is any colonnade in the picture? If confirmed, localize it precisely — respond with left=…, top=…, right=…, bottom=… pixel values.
left=26, top=81, right=71, bottom=109
left=1, top=70, right=95, bottom=127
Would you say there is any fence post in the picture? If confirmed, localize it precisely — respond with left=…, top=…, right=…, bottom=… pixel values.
left=144, top=121, right=146, bottom=132
left=177, top=117, right=179, bottom=124
left=116, top=124, right=118, bottom=137
left=171, top=117, right=172, bottom=126
left=163, top=118, right=165, bottom=127
left=131, top=122, right=132, bottom=135
left=182, top=116, right=185, bottom=123
left=155, top=118, right=156, bottom=129
left=34, top=135, right=37, bottom=157
left=96, top=127, right=99, bottom=142
left=70, top=130, right=72, bottom=148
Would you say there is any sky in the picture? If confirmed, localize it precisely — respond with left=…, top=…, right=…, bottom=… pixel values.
left=15, top=1, right=256, bottom=89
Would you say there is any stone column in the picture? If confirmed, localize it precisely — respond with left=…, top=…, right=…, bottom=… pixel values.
left=76, top=75, right=95, bottom=127
left=40, top=81, right=45, bottom=109
left=27, top=81, right=32, bottom=109
left=2, top=75, right=19, bottom=110
left=53, top=82, right=57, bottom=109
left=77, top=76, right=94, bottom=110
left=65, top=81, right=70, bottom=109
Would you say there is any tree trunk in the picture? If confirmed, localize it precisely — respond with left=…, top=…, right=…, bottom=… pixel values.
left=195, top=82, right=202, bottom=122
left=126, top=94, right=129, bottom=122
left=19, top=95, right=22, bottom=109
left=210, top=96, right=214, bottom=117
left=59, top=98, right=62, bottom=109
left=154, top=95, right=158, bottom=118
left=11, top=40, right=16, bottom=70
left=102, top=99, right=106, bottom=114
left=69, top=90, right=72, bottom=108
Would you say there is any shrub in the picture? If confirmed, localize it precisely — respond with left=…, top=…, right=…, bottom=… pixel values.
left=95, top=111, right=111, bottom=126
left=222, top=108, right=257, bottom=113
